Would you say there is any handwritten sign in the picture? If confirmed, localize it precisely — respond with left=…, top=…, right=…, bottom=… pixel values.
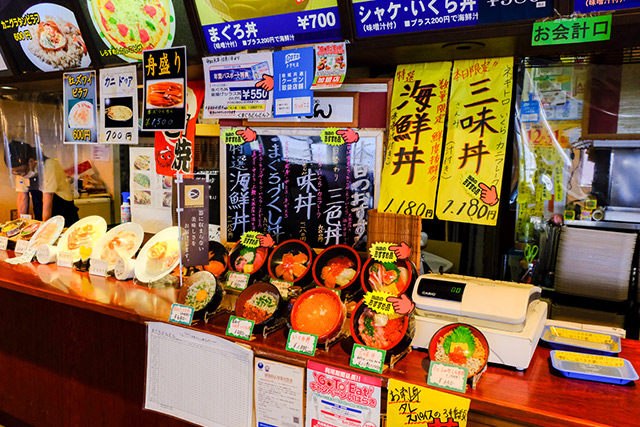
left=226, top=272, right=250, bottom=291
left=380, top=62, right=452, bottom=219
left=142, top=46, right=187, bottom=132
left=89, top=258, right=110, bottom=277
left=0, top=236, right=8, bottom=251
left=532, top=16, right=611, bottom=46
left=285, top=330, right=317, bottom=356
left=554, top=351, right=625, bottom=367
left=436, top=57, right=513, bottom=226
left=226, top=316, right=255, bottom=341
left=64, top=71, right=98, bottom=144
left=388, top=379, right=470, bottom=426
left=427, top=362, right=468, bottom=393
left=99, top=65, right=137, bottom=144
left=169, top=303, right=195, bottom=326
left=270, top=278, right=293, bottom=298
left=57, top=251, right=75, bottom=268
left=350, top=344, right=386, bottom=374
left=550, top=327, right=615, bottom=346
left=14, top=239, right=29, bottom=254
left=364, top=291, right=395, bottom=315
left=4, top=248, right=36, bottom=265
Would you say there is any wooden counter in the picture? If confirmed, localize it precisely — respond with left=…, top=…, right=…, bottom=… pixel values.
left=0, top=251, right=637, bottom=427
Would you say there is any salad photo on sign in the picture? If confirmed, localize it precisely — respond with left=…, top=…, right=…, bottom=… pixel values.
left=0, top=1, right=91, bottom=73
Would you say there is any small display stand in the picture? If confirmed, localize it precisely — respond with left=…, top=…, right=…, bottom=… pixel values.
left=261, top=316, right=288, bottom=338
left=388, top=346, right=412, bottom=370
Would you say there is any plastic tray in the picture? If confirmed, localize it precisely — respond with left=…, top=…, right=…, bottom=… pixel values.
left=550, top=350, right=638, bottom=385
left=541, top=325, right=621, bottom=356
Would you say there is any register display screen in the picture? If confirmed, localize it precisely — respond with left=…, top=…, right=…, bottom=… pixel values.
left=416, top=278, right=466, bottom=302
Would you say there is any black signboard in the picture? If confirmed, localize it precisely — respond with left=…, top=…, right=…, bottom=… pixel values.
left=142, top=45, right=186, bottom=131
left=225, top=131, right=378, bottom=249
left=0, top=1, right=92, bottom=73
left=76, top=0, right=199, bottom=66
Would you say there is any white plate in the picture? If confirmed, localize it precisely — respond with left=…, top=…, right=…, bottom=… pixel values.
left=28, top=215, right=65, bottom=249
left=19, top=3, right=91, bottom=72
left=68, top=100, right=95, bottom=128
left=134, top=226, right=181, bottom=283
left=91, top=222, right=144, bottom=269
left=56, top=215, right=107, bottom=260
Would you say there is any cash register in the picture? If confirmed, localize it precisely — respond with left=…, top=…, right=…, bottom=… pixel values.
left=411, top=273, right=548, bottom=370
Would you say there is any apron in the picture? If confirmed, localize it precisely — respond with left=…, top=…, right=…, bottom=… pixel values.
left=27, top=176, right=80, bottom=227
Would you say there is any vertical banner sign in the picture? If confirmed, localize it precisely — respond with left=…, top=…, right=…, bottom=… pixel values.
left=64, top=71, right=97, bottom=144
left=154, top=80, right=205, bottom=177
left=99, top=65, right=138, bottom=144
left=311, top=42, right=347, bottom=90
left=179, top=178, right=209, bottom=267
left=203, top=52, right=274, bottom=119
left=273, top=47, right=314, bottom=117
left=379, top=62, right=452, bottom=219
left=436, top=57, right=513, bottom=226
left=142, top=46, right=187, bottom=132
left=387, top=379, right=470, bottom=426
left=306, top=360, right=382, bottom=427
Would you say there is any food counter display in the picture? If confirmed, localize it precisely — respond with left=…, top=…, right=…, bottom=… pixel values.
left=0, top=231, right=637, bottom=426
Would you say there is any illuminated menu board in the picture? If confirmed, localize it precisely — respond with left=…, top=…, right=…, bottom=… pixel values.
left=0, top=1, right=91, bottom=73
left=77, top=0, right=199, bottom=65
left=194, top=0, right=342, bottom=54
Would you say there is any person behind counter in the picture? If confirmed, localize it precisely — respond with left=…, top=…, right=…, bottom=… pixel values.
left=6, top=140, right=79, bottom=226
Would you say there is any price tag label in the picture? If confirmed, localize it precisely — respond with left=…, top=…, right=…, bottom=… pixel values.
left=285, top=330, right=318, bottom=356
left=89, top=258, right=110, bottom=277
left=0, top=236, right=8, bottom=251
left=550, top=327, right=614, bottom=345
left=57, top=251, right=75, bottom=268
left=14, top=239, right=29, bottom=254
left=554, top=351, right=625, bottom=367
left=22, top=248, right=36, bottom=262
left=226, top=271, right=250, bottom=291
left=350, top=344, right=386, bottom=374
left=226, top=315, right=254, bottom=340
left=427, top=362, right=468, bottom=393
left=19, top=214, right=32, bottom=220
left=169, top=303, right=195, bottom=325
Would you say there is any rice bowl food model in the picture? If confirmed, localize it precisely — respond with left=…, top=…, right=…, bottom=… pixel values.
left=228, top=242, right=270, bottom=282
left=312, top=245, right=362, bottom=300
left=203, top=241, right=229, bottom=279
left=178, top=271, right=224, bottom=320
left=361, top=257, right=418, bottom=296
left=290, top=287, right=347, bottom=344
left=235, top=282, right=284, bottom=333
left=268, top=239, right=315, bottom=288
left=134, top=226, right=181, bottom=283
left=428, top=324, right=490, bottom=378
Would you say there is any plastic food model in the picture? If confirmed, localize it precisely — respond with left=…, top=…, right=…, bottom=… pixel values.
left=67, top=223, right=100, bottom=250
left=432, top=325, right=488, bottom=376
left=357, top=307, right=406, bottom=349
left=100, top=231, right=137, bottom=263
left=275, top=252, right=308, bottom=282
left=146, top=240, right=179, bottom=275
left=233, top=246, right=267, bottom=274
left=241, top=291, right=279, bottom=324
left=367, top=261, right=410, bottom=295
left=291, top=288, right=346, bottom=341
left=1, top=220, right=25, bottom=237
left=320, top=256, right=357, bottom=288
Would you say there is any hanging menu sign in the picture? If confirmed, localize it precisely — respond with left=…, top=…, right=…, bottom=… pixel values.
left=203, top=52, right=274, bottom=119
left=99, top=65, right=138, bottom=144
left=436, top=57, right=513, bottom=226
left=224, top=128, right=378, bottom=248
left=379, top=61, right=452, bottom=219
left=306, top=361, right=382, bottom=427
left=0, top=1, right=92, bottom=74
left=194, top=0, right=341, bottom=54
left=352, top=0, right=552, bottom=37
left=64, top=71, right=98, bottom=144
left=574, top=0, right=640, bottom=12
left=273, top=47, right=314, bottom=117
left=178, top=177, right=209, bottom=267
left=142, top=46, right=187, bottom=132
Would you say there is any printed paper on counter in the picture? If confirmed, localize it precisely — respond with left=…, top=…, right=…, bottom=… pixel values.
left=99, top=65, right=138, bottom=144
left=255, top=358, right=305, bottom=427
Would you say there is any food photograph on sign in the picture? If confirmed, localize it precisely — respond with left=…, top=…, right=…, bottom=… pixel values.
left=0, top=1, right=91, bottom=73
left=146, top=79, right=184, bottom=109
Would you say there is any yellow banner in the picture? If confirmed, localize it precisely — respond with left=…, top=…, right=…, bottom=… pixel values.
left=387, top=379, right=470, bottom=426
left=379, top=62, right=452, bottom=219
left=436, top=57, right=514, bottom=226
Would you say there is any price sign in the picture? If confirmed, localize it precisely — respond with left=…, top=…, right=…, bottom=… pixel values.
left=427, top=362, right=468, bottom=393
left=226, top=272, right=250, bottom=291
left=226, top=316, right=255, bottom=341
left=99, top=65, right=137, bottom=144
left=19, top=214, right=31, bottom=219
left=14, top=239, right=29, bottom=254
left=350, top=344, right=386, bottom=374
left=169, top=303, right=195, bottom=326
left=89, top=258, right=110, bottom=277
left=0, top=236, right=8, bottom=251
left=63, top=71, right=98, bottom=144
left=57, top=251, right=75, bottom=268
left=285, top=330, right=317, bottom=356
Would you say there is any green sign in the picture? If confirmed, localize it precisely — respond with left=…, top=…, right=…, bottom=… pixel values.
left=350, top=344, right=386, bottom=374
left=532, top=15, right=611, bottom=46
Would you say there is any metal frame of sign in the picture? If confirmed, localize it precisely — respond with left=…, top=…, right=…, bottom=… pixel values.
left=219, top=127, right=384, bottom=244
left=244, top=92, right=359, bottom=128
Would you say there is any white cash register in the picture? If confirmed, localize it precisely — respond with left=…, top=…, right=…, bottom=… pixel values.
left=411, top=273, right=548, bottom=370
